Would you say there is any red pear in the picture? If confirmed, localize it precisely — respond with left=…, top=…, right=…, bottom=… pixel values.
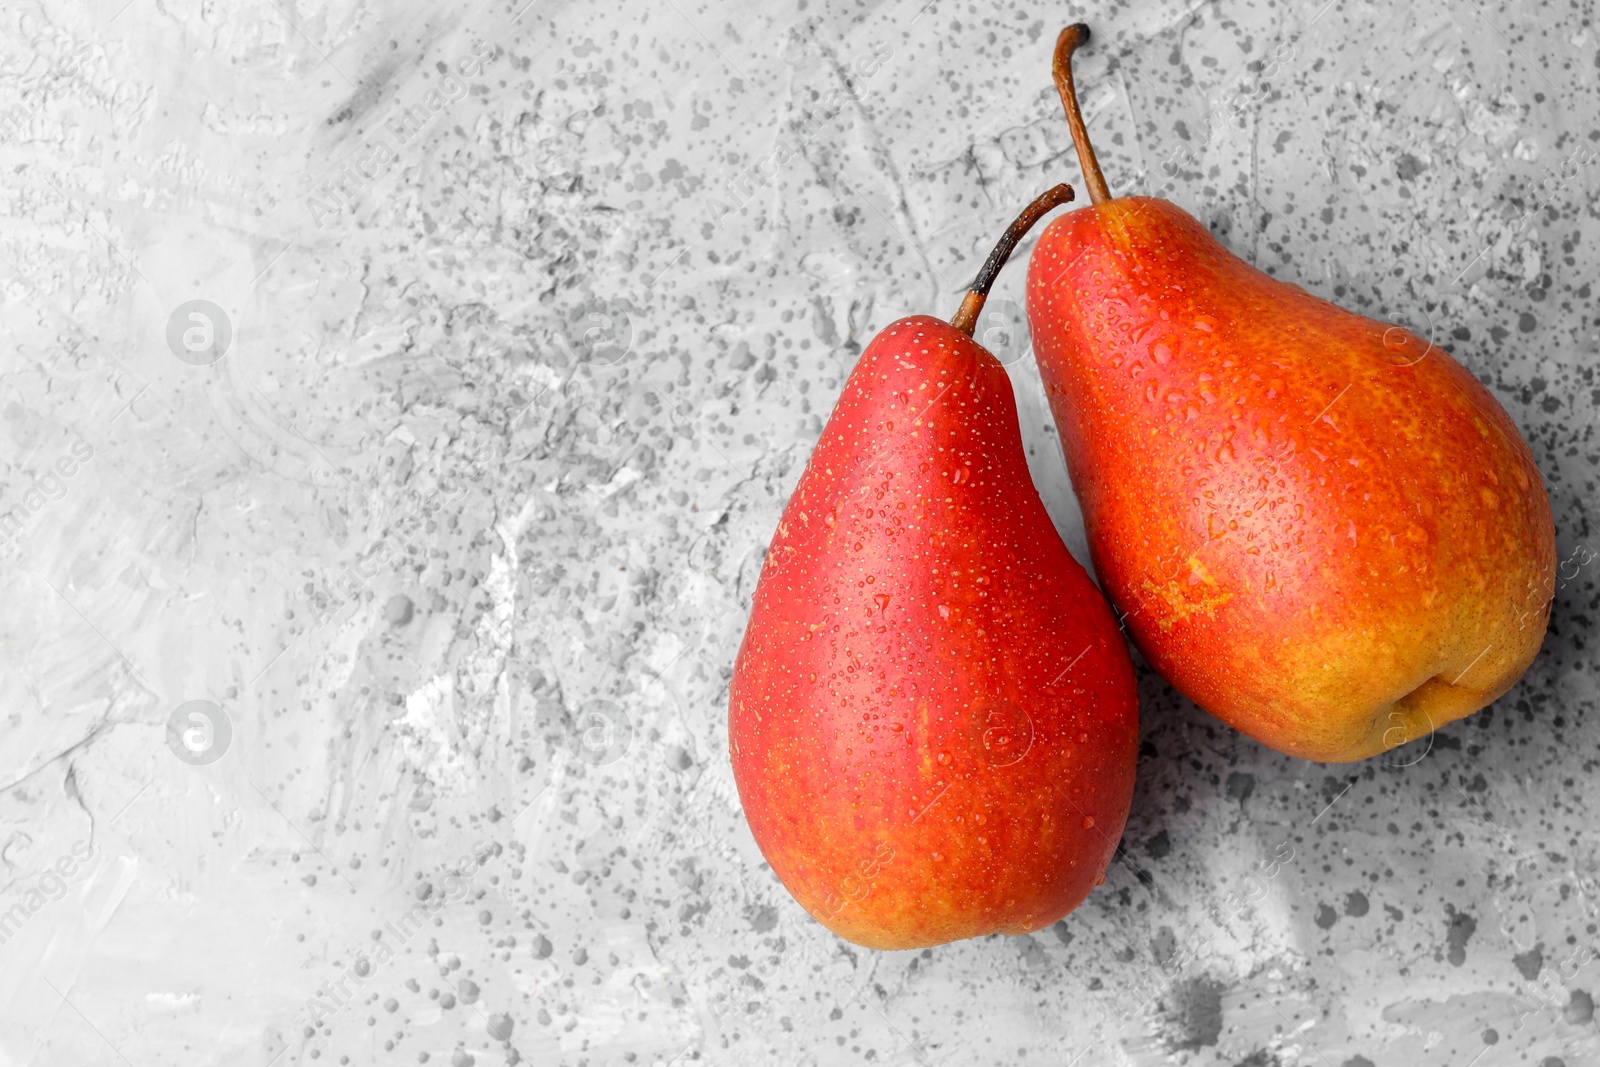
left=1024, top=25, right=1556, bottom=763
left=730, top=187, right=1139, bottom=950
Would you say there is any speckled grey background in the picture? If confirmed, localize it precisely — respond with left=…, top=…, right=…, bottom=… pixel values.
left=0, top=0, right=1596, bottom=1064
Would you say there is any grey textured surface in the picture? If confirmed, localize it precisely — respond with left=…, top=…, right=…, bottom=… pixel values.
left=0, top=0, right=1596, bottom=1064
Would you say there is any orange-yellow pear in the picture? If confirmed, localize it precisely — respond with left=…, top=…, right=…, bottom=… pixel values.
left=1023, top=26, right=1556, bottom=763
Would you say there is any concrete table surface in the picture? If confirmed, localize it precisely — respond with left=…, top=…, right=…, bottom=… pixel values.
left=0, top=0, right=1595, bottom=1064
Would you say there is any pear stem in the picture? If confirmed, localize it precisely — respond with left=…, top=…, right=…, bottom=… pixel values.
left=1053, top=24, right=1112, bottom=206
left=950, top=183, right=1075, bottom=336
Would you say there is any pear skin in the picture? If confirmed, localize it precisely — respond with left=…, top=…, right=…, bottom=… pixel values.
left=1027, top=194, right=1555, bottom=762
left=729, top=314, right=1139, bottom=949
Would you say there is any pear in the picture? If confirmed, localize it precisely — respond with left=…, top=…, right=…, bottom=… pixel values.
left=730, top=186, right=1140, bottom=950
left=1025, top=25, right=1556, bottom=763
